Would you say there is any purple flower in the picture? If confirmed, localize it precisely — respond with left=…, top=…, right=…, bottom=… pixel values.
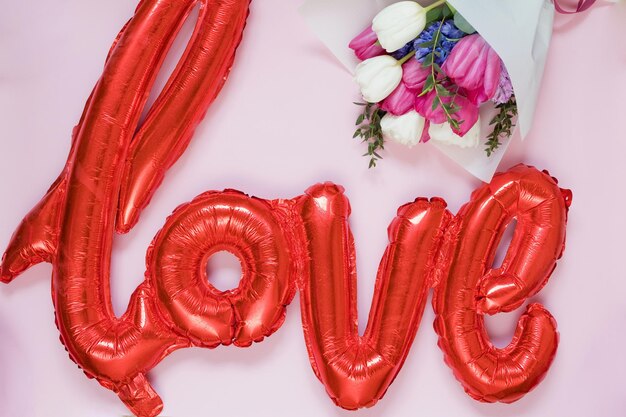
left=441, top=20, right=466, bottom=39
left=414, top=20, right=466, bottom=65
left=391, top=42, right=414, bottom=60
left=393, top=20, right=466, bottom=64
left=492, top=64, right=514, bottom=104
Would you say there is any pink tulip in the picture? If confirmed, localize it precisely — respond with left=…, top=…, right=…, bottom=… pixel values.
left=401, top=59, right=430, bottom=90
left=380, top=82, right=415, bottom=115
left=349, top=26, right=386, bottom=60
left=381, top=60, right=430, bottom=115
left=415, top=90, right=479, bottom=137
left=442, top=34, right=501, bottom=105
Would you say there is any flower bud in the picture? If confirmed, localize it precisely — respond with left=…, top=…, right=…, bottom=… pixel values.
left=354, top=55, right=402, bottom=103
left=372, top=1, right=427, bottom=52
left=380, top=110, right=426, bottom=147
left=349, top=26, right=386, bottom=60
left=429, top=117, right=481, bottom=148
left=442, top=34, right=501, bottom=105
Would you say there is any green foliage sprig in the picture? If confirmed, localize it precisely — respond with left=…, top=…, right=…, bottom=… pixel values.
left=485, top=96, right=517, bottom=156
left=418, top=11, right=463, bottom=132
left=353, top=102, right=386, bottom=168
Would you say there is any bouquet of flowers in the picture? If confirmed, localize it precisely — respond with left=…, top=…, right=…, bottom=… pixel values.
left=300, top=0, right=558, bottom=181
left=349, top=1, right=516, bottom=167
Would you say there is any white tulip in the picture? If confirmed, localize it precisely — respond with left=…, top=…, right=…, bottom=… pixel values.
left=429, top=118, right=481, bottom=149
left=380, top=111, right=425, bottom=148
left=372, top=1, right=427, bottom=52
left=354, top=55, right=402, bottom=103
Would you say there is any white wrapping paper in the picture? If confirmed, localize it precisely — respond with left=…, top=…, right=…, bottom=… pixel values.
left=299, top=0, right=555, bottom=181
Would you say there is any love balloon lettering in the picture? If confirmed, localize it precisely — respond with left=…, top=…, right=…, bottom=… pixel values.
left=0, top=1, right=571, bottom=417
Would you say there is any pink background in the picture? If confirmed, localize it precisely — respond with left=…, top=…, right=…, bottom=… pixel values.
left=0, top=1, right=625, bottom=416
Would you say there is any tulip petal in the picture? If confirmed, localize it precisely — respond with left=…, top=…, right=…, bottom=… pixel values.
left=454, top=98, right=480, bottom=136
left=372, top=1, right=426, bottom=52
left=429, top=117, right=481, bottom=148
left=349, top=26, right=378, bottom=50
left=381, top=82, right=417, bottom=115
left=443, top=34, right=503, bottom=105
left=402, top=59, right=430, bottom=90
left=355, top=55, right=403, bottom=103
left=443, top=35, right=482, bottom=80
left=380, top=110, right=425, bottom=147
left=420, top=120, right=431, bottom=143
left=482, top=48, right=502, bottom=101
left=415, top=91, right=479, bottom=136
left=349, top=26, right=386, bottom=60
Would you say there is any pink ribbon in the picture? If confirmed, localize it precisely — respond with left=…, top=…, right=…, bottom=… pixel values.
left=553, top=0, right=597, bottom=13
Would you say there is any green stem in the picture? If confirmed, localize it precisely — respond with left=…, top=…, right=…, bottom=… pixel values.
left=431, top=17, right=452, bottom=120
left=397, top=50, right=416, bottom=65
left=424, top=0, right=447, bottom=13
left=429, top=14, right=458, bottom=128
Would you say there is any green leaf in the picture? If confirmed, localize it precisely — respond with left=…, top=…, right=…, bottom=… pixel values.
left=485, top=96, right=517, bottom=157
left=421, top=74, right=435, bottom=95
left=435, top=84, right=450, bottom=96
left=425, top=6, right=443, bottom=24
left=442, top=4, right=452, bottom=18
left=351, top=102, right=388, bottom=168
left=431, top=96, right=441, bottom=110
left=454, top=12, right=476, bottom=34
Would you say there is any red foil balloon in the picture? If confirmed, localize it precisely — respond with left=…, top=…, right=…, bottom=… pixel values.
left=0, top=167, right=570, bottom=415
left=296, top=183, right=451, bottom=409
left=0, top=0, right=251, bottom=416
left=116, top=0, right=251, bottom=233
left=0, top=0, right=572, bottom=415
left=148, top=190, right=299, bottom=348
left=432, top=165, right=571, bottom=403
